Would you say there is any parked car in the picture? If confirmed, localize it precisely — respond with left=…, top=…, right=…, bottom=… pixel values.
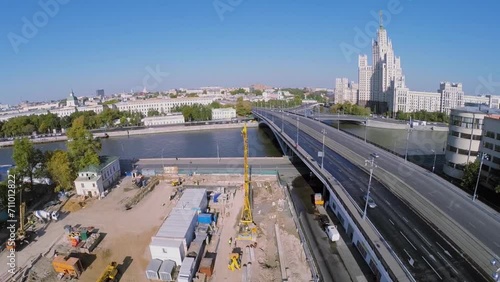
left=370, top=153, right=379, bottom=159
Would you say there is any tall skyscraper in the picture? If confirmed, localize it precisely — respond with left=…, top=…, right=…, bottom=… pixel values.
left=96, top=89, right=105, bottom=99
left=358, top=11, right=405, bottom=114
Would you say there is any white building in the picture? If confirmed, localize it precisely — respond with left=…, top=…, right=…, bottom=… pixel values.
left=50, top=107, right=76, bottom=117
left=358, top=55, right=373, bottom=106
left=439, top=82, right=464, bottom=115
left=115, top=97, right=214, bottom=116
left=407, top=91, right=441, bottom=112
left=211, top=108, right=236, bottom=120
left=66, top=91, right=79, bottom=107
left=464, top=95, right=500, bottom=109
left=74, top=156, right=120, bottom=197
left=334, top=78, right=358, bottom=104
left=77, top=105, right=105, bottom=114
left=142, top=114, right=185, bottom=126
left=443, top=107, right=490, bottom=179
left=479, top=115, right=500, bottom=189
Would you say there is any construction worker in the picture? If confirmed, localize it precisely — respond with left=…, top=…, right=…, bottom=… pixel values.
left=229, top=237, right=232, bottom=247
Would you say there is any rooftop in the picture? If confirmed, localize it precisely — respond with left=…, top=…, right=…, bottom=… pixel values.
left=452, top=106, right=500, bottom=115
left=78, top=156, right=119, bottom=173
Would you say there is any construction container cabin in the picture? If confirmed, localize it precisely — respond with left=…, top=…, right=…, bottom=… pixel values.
left=174, top=188, right=208, bottom=213
left=145, top=258, right=163, bottom=280
left=155, top=208, right=198, bottom=250
left=52, top=255, right=83, bottom=278
left=178, top=257, right=196, bottom=282
left=149, top=237, right=186, bottom=265
left=158, top=260, right=176, bottom=281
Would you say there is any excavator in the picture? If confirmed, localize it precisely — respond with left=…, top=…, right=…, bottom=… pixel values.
left=236, top=124, right=257, bottom=241
left=228, top=253, right=241, bottom=271
left=96, top=261, right=119, bottom=282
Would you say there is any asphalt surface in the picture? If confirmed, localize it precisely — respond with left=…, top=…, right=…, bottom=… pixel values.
left=257, top=110, right=490, bottom=281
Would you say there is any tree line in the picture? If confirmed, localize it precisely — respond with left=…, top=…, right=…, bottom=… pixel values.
left=395, top=110, right=449, bottom=123
left=0, top=116, right=102, bottom=207
left=329, top=102, right=371, bottom=116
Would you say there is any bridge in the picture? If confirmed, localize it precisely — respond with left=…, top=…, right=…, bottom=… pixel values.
left=253, top=108, right=499, bottom=282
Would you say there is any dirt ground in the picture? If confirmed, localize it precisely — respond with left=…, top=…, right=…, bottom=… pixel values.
left=24, top=174, right=311, bottom=282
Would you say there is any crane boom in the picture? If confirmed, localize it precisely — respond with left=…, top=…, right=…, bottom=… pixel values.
left=240, top=123, right=252, bottom=223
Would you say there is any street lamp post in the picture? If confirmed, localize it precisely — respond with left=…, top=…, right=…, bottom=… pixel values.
left=217, top=141, right=220, bottom=163
left=363, top=156, right=377, bottom=220
left=296, top=117, right=300, bottom=146
left=321, top=129, right=327, bottom=170
left=431, top=149, right=437, bottom=173
left=161, top=148, right=165, bottom=170
left=491, top=257, right=500, bottom=281
left=364, top=118, right=368, bottom=143
left=281, top=111, right=284, bottom=132
left=472, top=152, right=488, bottom=202
left=404, top=128, right=411, bottom=162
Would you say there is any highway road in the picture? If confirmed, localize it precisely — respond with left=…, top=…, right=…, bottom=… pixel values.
left=257, top=110, right=492, bottom=281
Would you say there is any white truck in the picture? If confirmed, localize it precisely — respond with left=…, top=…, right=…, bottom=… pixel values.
left=324, top=225, right=340, bottom=242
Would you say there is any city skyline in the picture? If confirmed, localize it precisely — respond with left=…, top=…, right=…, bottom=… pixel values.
left=1, top=0, right=500, bottom=104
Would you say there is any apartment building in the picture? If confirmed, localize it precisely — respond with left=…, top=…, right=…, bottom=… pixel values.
left=211, top=108, right=236, bottom=120
left=142, top=114, right=185, bottom=126
left=479, top=115, right=500, bottom=189
left=115, top=97, right=214, bottom=116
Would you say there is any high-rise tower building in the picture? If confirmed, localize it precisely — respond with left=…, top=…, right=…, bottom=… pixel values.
left=358, top=11, right=405, bottom=114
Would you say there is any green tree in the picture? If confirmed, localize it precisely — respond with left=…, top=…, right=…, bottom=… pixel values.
left=236, top=97, right=252, bottom=116
left=67, top=116, right=101, bottom=171
left=46, top=150, right=74, bottom=192
left=102, top=99, right=119, bottom=105
left=461, top=161, right=480, bottom=191
left=147, top=108, right=161, bottom=117
left=0, top=182, right=8, bottom=209
left=230, top=88, right=246, bottom=95
left=12, top=138, right=44, bottom=190
left=495, top=184, right=500, bottom=193
left=253, top=89, right=263, bottom=96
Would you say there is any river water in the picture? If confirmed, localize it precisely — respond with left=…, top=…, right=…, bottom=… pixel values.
left=0, top=123, right=448, bottom=164
left=0, top=127, right=282, bottom=164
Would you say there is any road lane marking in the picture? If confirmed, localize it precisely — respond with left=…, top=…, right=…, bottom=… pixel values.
left=468, top=221, right=476, bottom=229
left=435, top=242, right=453, bottom=258
left=359, top=188, right=363, bottom=192
left=348, top=177, right=353, bottom=181
left=422, top=256, right=443, bottom=280
left=401, top=216, right=409, bottom=223
left=403, top=249, right=415, bottom=267
left=421, top=245, right=436, bottom=262
left=388, top=219, right=395, bottom=226
left=437, top=252, right=458, bottom=275
left=400, top=231, right=417, bottom=250
left=414, top=229, right=432, bottom=246
left=384, top=200, right=391, bottom=206
left=494, top=241, right=500, bottom=248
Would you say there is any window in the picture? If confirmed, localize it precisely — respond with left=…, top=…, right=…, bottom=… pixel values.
left=486, top=131, right=495, bottom=138
left=448, top=145, right=458, bottom=153
left=92, top=183, right=96, bottom=188
left=473, top=135, right=482, bottom=141
left=495, top=145, right=500, bottom=153
left=493, top=157, right=500, bottom=165
left=484, top=142, right=494, bottom=150
left=81, top=183, right=84, bottom=188
left=497, top=133, right=500, bottom=141
left=461, top=133, right=472, bottom=140
left=458, top=149, right=469, bottom=155
left=451, top=131, right=460, bottom=137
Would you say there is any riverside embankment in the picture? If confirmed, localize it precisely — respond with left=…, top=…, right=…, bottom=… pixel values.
left=0, top=122, right=259, bottom=148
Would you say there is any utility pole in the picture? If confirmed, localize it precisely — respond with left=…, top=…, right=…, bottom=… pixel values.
left=363, top=156, right=376, bottom=220
left=296, top=117, right=300, bottom=146
left=321, top=129, right=327, bottom=170
left=404, top=128, right=411, bottom=162
left=431, top=149, right=437, bottom=173
left=473, top=152, right=488, bottom=202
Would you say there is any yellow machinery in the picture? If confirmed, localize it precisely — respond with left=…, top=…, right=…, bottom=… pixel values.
left=171, top=178, right=182, bottom=186
left=228, top=253, right=241, bottom=271
left=237, top=124, right=257, bottom=241
left=96, top=261, right=118, bottom=282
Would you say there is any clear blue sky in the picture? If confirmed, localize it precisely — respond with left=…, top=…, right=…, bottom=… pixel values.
left=1, top=0, right=499, bottom=104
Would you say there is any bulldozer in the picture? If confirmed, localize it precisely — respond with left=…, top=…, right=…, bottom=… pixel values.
left=227, top=253, right=241, bottom=271
left=96, top=261, right=119, bottom=282
left=171, top=178, right=182, bottom=186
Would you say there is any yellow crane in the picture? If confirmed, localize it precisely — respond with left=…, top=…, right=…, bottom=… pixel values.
left=237, top=123, right=257, bottom=241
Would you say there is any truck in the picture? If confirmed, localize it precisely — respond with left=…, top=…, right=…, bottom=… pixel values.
left=324, top=225, right=340, bottom=242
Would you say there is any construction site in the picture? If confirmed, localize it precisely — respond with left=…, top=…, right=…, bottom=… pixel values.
left=11, top=124, right=311, bottom=282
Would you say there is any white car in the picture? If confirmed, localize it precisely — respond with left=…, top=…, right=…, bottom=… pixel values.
left=324, top=225, right=340, bottom=242
left=363, top=195, right=377, bottom=208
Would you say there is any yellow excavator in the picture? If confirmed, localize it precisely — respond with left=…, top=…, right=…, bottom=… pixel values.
left=236, top=124, right=257, bottom=241
left=228, top=253, right=241, bottom=271
left=96, top=261, right=118, bottom=282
